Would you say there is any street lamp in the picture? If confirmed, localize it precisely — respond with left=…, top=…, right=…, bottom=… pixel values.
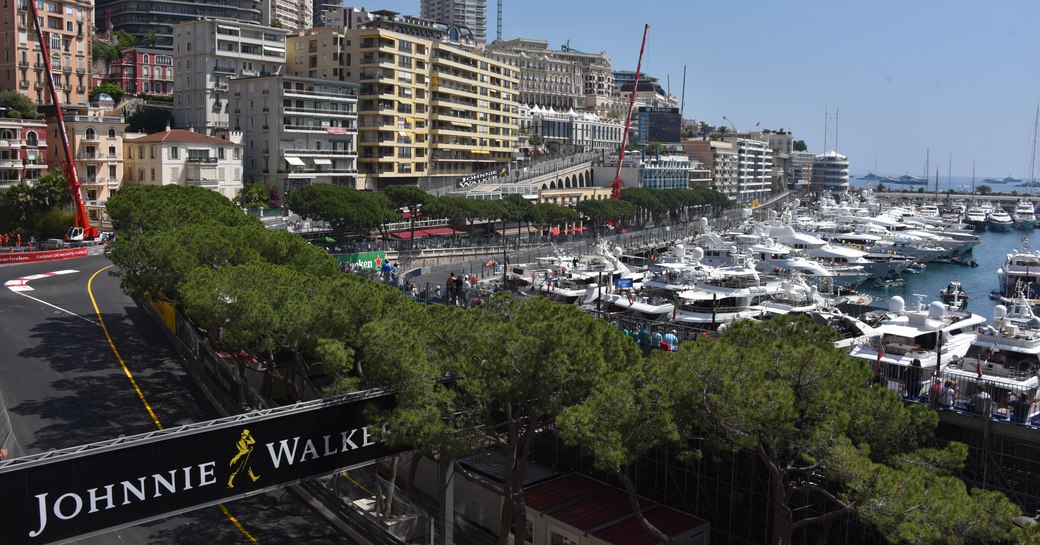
left=722, top=115, right=737, bottom=133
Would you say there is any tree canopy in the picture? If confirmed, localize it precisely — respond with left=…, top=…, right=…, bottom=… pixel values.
left=285, top=183, right=395, bottom=241
left=793, top=140, right=808, bottom=152
left=559, top=315, right=1020, bottom=545
left=126, top=107, right=174, bottom=134
left=89, top=83, right=125, bottom=104
left=0, top=91, right=42, bottom=119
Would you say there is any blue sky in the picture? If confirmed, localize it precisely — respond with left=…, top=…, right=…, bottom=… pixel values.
left=361, top=1, right=1040, bottom=178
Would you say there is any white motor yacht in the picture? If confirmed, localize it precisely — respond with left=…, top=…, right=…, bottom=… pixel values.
left=847, top=294, right=986, bottom=375
left=1013, top=200, right=1037, bottom=230
left=987, top=208, right=1014, bottom=232
left=941, top=294, right=1040, bottom=420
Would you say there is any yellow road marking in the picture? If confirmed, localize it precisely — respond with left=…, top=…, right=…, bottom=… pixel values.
left=218, top=504, right=260, bottom=543
left=87, top=265, right=163, bottom=430
left=87, top=265, right=259, bottom=544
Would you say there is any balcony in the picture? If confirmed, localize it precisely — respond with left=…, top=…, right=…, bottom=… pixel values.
left=185, top=178, right=220, bottom=189
left=19, top=81, right=29, bottom=89
left=214, top=65, right=236, bottom=74
left=186, top=157, right=218, bottom=164
left=18, top=60, right=28, bottom=68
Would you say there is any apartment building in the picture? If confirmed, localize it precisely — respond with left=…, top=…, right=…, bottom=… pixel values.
left=51, top=102, right=127, bottom=226
left=263, top=0, right=312, bottom=31
left=555, top=45, right=618, bottom=117
left=123, top=128, right=244, bottom=200
left=486, top=39, right=591, bottom=113
left=732, top=138, right=772, bottom=205
left=95, top=0, right=262, bottom=50
left=172, top=19, right=288, bottom=136
left=0, top=118, right=47, bottom=189
left=683, top=140, right=737, bottom=200
left=288, top=11, right=518, bottom=188
left=790, top=150, right=815, bottom=189
left=230, top=75, right=358, bottom=196
left=420, top=0, right=487, bottom=42
left=104, top=48, right=175, bottom=95
left=316, top=5, right=374, bottom=29
left=2, top=0, right=93, bottom=107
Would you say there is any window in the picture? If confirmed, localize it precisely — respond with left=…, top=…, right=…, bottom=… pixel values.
left=25, top=131, right=37, bottom=146
left=84, top=127, right=96, bottom=140
left=218, top=147, right=225, bottom=160
left=150, top=168, right=155, bottom=181
left=170, top=146, right=178, bottom=159
left=107, top=128, right=116, bottom=139
left=549, top=531, right=577, bottom=545
left=150, top=146, right=155, bottom=159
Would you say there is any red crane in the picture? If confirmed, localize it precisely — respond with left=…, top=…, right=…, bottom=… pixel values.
left=27, top=0, right=97, bottom=241
left=611, top=23, right=649, bottom=200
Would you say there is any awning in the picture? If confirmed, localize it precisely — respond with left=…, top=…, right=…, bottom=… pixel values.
left=263, top=46, right=285, bottom=55
left=422, top=227, right=462, bottom=237
left=452, top=121, right=472, bottom=128
left=397, top=99, right=412, bottom=105
left=388, top=229, right=428, bottom=240
left=285, top=156, right=305, bottom=166
left=471, top=150, right=490, bottom=155
left=398, top=130, right=408, bottom=136
left=312, top=158, right=332, bottom=165
left=406, top=117, right=415, bottom=123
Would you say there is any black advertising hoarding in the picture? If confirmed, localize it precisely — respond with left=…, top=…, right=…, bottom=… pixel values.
left=0, top=390, right=399, bottom=545
left=637, top=107, right=681, bottom=144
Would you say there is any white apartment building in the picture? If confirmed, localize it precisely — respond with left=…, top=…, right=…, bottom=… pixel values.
left=420, top=0, right=487, bottom=42
left=811, top=151, right=849, bottom=195
left=262, top=0, right=312, bottom=31
left=123, top=129, right=245, bottom=200
left=733, top=138, right=772, bottom=205
left=171, top=19, right=289, bottom=135
left=318, top=5, right=373, bottom=29
left=230, top=75, right=359, bottom=196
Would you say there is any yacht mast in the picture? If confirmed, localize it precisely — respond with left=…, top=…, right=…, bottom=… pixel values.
left=1030, top=102, right=1039, bottom=192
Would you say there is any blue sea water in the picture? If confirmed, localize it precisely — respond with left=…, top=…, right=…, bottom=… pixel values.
left=859, top=228, right=1039, bottom=321
left=849, top=174, right=1038, bottom=194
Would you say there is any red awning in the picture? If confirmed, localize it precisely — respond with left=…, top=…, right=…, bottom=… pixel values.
left=550, top=229, right=561, bottom=235
left=422, top=227, right=462, bottom=236
left=389, top=229, right=429, bottom=240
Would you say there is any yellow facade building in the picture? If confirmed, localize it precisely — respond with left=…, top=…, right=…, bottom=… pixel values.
left=287, top=11, right=517, bottom=188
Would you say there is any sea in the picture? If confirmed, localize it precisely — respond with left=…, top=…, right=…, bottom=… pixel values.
left=843, top=173, right=1036, bottom=320
left=854, top=216, right=1038, bottom=323
left=849, top=174, right=1039, bottom=195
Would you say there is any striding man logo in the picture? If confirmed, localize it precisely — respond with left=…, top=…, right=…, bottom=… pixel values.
left=227, top=429, right=260, bottom=488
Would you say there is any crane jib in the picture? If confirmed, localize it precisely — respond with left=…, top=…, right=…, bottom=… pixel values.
left=27, top=0, right=95, bottom=240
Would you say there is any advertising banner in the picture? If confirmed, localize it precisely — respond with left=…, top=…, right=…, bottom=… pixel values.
left=0, top=248, right=88, bottom=265
left=0, top=391, right=399, bottom=545
left=334, top=251, right=387, bottom=271
left=615, top=278, right=634, bottom=289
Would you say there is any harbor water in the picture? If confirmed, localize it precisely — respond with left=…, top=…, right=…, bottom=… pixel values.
left=859, top=227, right=1039, bottom=320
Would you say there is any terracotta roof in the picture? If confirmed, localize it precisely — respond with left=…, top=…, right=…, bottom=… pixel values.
left=125, top=129, right=234, bottom=145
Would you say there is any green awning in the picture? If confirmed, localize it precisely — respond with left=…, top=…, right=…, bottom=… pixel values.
left=325, top=236, right=337, bottom=243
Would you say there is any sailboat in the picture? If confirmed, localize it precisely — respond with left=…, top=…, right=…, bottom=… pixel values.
left=1014, top=103, right=1039, bottom=229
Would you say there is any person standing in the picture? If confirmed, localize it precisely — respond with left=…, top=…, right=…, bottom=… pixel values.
left=938, top=380, right=957, bottom=409
left=446, top=273, right=456, bottom=305
left=906, top=358, right=924, bottom=400
left=454, top=273, right=464, bottom=306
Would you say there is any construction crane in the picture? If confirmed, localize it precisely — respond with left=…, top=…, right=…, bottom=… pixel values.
left=611, top=23, right=649, bottom=201
left=27, top=0, right=98, bottom=242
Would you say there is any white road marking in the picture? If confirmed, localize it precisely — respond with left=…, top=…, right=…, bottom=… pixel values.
left=12, top=291, right=100, bottom=326
left=4, top=269, right=78, bottom=293
left=3, top=269, right=98, bottom=325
